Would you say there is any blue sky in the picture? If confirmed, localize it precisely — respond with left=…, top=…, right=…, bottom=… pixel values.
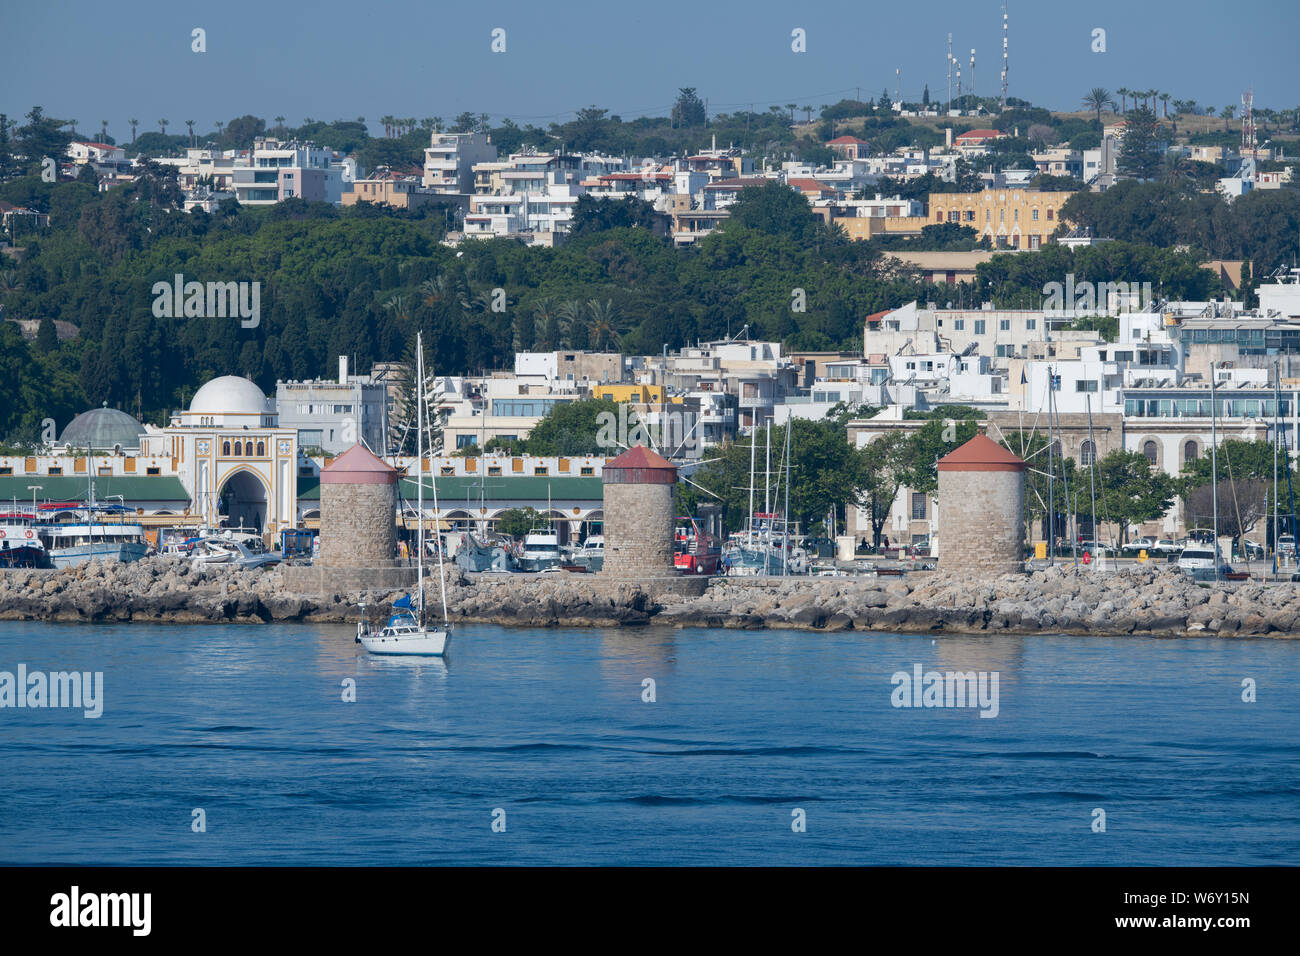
left=3, top=0, right=1296, bottom=141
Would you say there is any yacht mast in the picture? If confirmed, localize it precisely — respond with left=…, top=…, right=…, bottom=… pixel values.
left=424, top=342, right=450, bottom=626
left=416, top=333, right=425, bottom=625
left=1210, top=369, right=1220, bottom=582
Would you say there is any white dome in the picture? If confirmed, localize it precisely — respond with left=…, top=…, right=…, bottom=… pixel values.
left=189, top=376, right=270, bottom=415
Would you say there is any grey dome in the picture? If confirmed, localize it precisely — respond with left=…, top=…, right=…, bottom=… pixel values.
left=59, top=405, right=147, bottom=452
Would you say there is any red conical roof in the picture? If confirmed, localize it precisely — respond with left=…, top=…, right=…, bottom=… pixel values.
left=320, top=444, right=400, bottom=484
left=604, top=444, right=677, bottom=484
left=937, top=433, right=1026, bottom=472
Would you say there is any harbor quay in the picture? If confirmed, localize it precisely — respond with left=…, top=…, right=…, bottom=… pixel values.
left=1, top=555, right=1298, bottom=638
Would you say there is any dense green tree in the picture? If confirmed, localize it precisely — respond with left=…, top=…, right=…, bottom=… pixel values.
left=1117, top=106, right=1163, bottom=181
left=495, top=506, right=547, bottom=539
left=671, top=88, right=707, bottom=128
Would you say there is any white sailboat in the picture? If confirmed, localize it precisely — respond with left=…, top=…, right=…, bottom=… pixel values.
left=357, top=332, right=452, bottom=656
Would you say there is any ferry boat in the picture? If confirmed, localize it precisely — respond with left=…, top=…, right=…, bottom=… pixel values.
left=40, top=505, right=150, bottom=568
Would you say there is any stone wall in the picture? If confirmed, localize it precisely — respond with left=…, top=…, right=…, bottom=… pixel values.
left=602, top=482, right=674, bottom=576
left=938, top=469, right=1025, bottom=576
left=319, top=482, right=396, bottom=568
left=281, top=564, right=417, bottom=594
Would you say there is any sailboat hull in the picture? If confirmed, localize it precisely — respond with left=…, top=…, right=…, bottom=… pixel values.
left=359, top=628, right=449, bottom=656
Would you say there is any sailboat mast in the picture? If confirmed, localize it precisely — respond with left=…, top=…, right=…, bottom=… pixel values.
left=416, top=333, right=425, bottom=623
left=782, top=419, right=791, bottom=576
left=1085, top=393, right=1098, bottom=562
left=747, top=428, right=756, bottom=541
left=425, top=346, right=450, bottom=626
left=763, top=423, right=771, bottom=574
left=1210, top=370, right=1220, bottom=582
left=1274, top=363, right=1281, bottom=580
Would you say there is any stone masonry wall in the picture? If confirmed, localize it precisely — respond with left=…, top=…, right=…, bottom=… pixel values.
left=602, top=482, right=674, bottom=577
left=939, top=469, right=1025, bottom=576
left=319, top=482, right=397, bottom=568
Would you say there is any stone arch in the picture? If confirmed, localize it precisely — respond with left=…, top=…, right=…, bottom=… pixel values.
left=1183, top=439, right=1199, bottom=465
left=216, top=466, right=269, bottom=532
left=1141, top=438, right=1160, bottom=469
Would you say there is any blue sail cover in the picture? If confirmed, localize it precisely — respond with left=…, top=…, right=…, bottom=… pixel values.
left=393, top=594, right=413, bottom=610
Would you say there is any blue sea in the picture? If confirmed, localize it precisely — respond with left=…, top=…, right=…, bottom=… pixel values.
left=0, top=621, right=1296, bottom=865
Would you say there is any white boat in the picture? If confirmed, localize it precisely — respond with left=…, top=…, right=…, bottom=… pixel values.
left=519, top=529, right=562, bottom=572
left=42, top=514, right=149, bottom=568
left=573, top=534, right=604, bottom=571
left=357, top=331, right=451, bottom=657
left=190, top=535, right=281, bottom=570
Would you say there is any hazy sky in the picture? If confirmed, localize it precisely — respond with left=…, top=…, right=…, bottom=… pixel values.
left=4, top=0, right=1296, bottom=142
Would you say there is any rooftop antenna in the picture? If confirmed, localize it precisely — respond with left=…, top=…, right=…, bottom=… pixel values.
left=1242, top=88, right=1257, bottom=161
left=1000, top=4, right=1009, bottom=111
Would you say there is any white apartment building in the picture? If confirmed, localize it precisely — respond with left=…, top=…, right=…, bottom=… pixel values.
left=231, top=139, right=352, bottom=205
left=423, top=132, right=497, bottom=195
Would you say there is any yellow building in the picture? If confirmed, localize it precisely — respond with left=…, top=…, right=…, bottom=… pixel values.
left=928, top=190, right=1075, bottom=250
left=592, top=384, right=669, bottom=403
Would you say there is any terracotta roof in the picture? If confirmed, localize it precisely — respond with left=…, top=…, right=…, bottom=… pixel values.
left=74, top=141, right=119, bottom=150
left=605, top=444, right=675, bottom=470
left=956, top=129, right=1004, bottom=141
left=828, top=136, right=870, bottom=145
left=788, top=178, right=833, bottom=192
left=320, top=444, right=399, bottom=484
left=937, top=433, right=1026, bottom=472
left=864, top=309, right=892, bottom=323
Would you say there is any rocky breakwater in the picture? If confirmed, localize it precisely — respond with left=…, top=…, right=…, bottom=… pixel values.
left=0, top=558, right=670, bottom=627
left=659, top=564, right=1300, bottom=638
left=0, top=557, right=316, bottom=623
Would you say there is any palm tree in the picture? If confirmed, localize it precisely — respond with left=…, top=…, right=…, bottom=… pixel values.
left=1116, top=87, right=1130, bottom=113
left=585, top=300, right=622, bottom=350
left=1081, top=88, right=1115, bottom=124
left=383, top=294, right=412, bottom=326
left=431, top=116, right=444, bottom=132
left=100, top=120, right=108, bottom=143
left=785, top=103, right=797, bottom=123
left=215, top=119, right=224, bottom=141
left=158, top=118, right=169, bottom=136
left=531, top=298, right=560, bottom=349
left=274, top=115, right=285, bottom=136
left=185, top=119, right=195, bottom=147
left=802, top=105, right=814, bottom=123
left=555, top=300, right=585, bottom=349
left=1158, top=93, right=1171, bottom=118
left=1223, top=105, right=1236, bottom=132
left=476, top=114, right=489, bottom=133
left=129, top=118, right=138, bottom=143
left=381, top=115, right=395, bottom=138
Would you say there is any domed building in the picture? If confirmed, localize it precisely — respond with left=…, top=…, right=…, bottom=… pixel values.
left=59, top=404, right=147, bottom=453
left=140, top=374, right=300, bottom=537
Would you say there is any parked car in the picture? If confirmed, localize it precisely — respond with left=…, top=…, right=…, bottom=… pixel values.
left=1178, top=545, right=1226, bottom=580
left=1151, top=539, right=1182, bottom=555
left=1081, top=541, right=1117, bottom=557
left=1121, top=536, right=1157, bottom=556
